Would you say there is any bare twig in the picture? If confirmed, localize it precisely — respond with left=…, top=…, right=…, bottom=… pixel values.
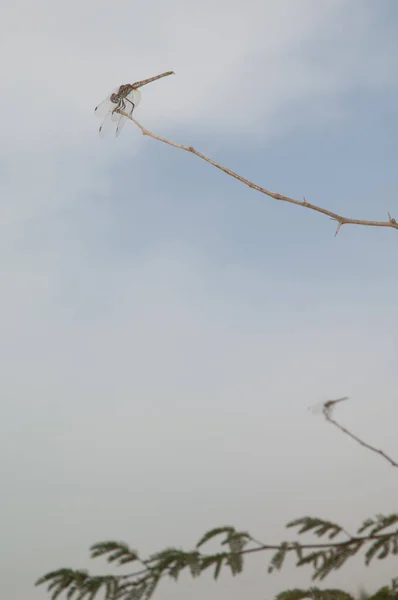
left=119, top=112, right=398, bottom=234
left=323, top=411, right=398, bottom=469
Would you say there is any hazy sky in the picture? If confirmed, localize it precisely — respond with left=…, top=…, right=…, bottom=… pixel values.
left=2, top=1, right=398, bottom=599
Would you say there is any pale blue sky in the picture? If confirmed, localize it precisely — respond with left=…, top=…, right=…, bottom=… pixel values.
left=1, top=1, right=398, bottom=599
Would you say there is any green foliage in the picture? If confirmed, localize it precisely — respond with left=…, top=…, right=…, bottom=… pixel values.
left=35, top=569, right=118, bottom=600
left=287, top=517, right=344, bottom=539
left=368, top=585, right=398, bottom=600
left=36, top=527, right=251, bottom=600
left=358, top=515, right=398, bottom=536
left=276, top=587, right=354, bottom=600
left=36, top=516, right=398, bottom=599
left=276, top=580, right=398, bottom=600
left=90, top=542, right=140, bottom=565
left=277, top=515, right=398, bottom=580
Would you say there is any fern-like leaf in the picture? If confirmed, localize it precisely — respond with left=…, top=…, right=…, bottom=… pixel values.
left=268, top=542, right=290, bottom=574
left=36, top=569, right=90, bottom=600
left=357, top=518, right=376, bottom=534
left=287, top=517, right=343, bottom=540
left=221, top=530, right=250, bottom=554
left=196, top=526, right=235, bottom=548
left=185, top=551, right=201, bottom=577
left=90, top=542, right=139, bottom=566
left=225, top=552, right=243, bottom=575
left=365, top=537, right=391, bottom=565
left=312, top=543, right=362, bottom=580
left=198, top=553, right=226, bottom=579
left=369, top=515, right=398, bottom=536
left=213, top=555, right=224, bottom=580
left=296, top=550, right=325, bottom=570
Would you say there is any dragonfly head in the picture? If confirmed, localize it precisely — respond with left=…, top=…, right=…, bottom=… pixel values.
left=110, top=93, right=120, bottom=104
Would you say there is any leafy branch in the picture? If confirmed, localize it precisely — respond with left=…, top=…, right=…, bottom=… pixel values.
left=37, top=516, right=398, bottom=599
left=119, top=111, right=398, bottom=237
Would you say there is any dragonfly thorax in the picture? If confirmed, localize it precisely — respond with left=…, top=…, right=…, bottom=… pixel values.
left=117, top=84, right=134, bottom=96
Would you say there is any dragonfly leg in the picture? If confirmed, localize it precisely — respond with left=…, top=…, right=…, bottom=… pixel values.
left=125, top=97, right=136, bottom=115
left=111, top=99, right=124, bottom=117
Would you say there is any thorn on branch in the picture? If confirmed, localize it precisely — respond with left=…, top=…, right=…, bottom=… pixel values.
left=334, top=220, right=343, bottom=237
left=388, top=212, right=397, bottom=225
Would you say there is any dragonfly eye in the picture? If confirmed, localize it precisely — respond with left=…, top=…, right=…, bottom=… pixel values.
left=110, top=93, right=119, bottom=104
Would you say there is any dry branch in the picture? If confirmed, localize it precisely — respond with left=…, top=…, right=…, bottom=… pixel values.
left=323, top=409, right=398, bottom=468
left=120, top=111, right=398, bottom=236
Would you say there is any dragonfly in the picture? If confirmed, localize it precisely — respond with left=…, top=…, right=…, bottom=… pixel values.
left=95, top=70, right=174, bottom=137
left=308, top=396, right=349, bottom=416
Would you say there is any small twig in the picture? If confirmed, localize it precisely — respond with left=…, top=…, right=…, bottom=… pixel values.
left=341, top=527, right=354, bottom=540
left=119, top=112, right=398, bottom=234
left=323, top=412, right=398, bottom=469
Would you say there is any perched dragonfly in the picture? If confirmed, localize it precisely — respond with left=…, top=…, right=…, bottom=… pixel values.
left=95, top=70, right=174, bottom=137
left=308, top=396, right=349, bottom=416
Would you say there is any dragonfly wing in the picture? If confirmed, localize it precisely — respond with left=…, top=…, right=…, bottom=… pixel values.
left=112, top=90, right=140, bottom=136
left=99, top=110, right=127, bottom=138
left=130, top=88, right=141, bottom=110
left=116, top=115, right=128, bottom=137
left=111, top=110, right=122, bottom=122
left=95, top=96, right=112, bottom=118
left=95, top=86, right=141, bottom=138
left=98, top=111, right=117, bottom=137
left=308, top=401, right=325, bottom=415
left=95, top=88, right=119, bottom=118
